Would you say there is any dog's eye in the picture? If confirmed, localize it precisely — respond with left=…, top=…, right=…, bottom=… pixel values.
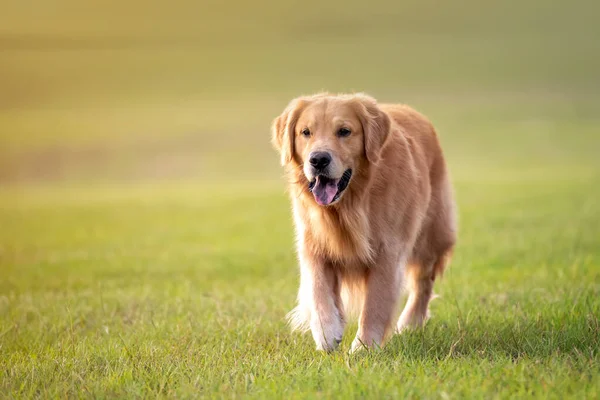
left=338, top=127, right=351, bottom=137
left=301, top=128, right=311, bottom=137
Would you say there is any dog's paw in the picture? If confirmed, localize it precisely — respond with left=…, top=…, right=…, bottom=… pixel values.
left=350, top=337, right=366, bottom=354
left=311, top=314, right=344, bottom=352
left=396, top=308, right=430, bottom=334
left=349, top=336, right=382, bottom=354
left=315, top=336, right=343, bottom=352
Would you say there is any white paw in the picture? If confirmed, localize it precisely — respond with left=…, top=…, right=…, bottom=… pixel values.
left=311, top=313, right=344, bottom=352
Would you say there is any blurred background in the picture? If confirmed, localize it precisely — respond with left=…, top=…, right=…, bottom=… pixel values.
left=1, top=2, right=599, bottom=396
left=2, top=0, right=598, bottom=185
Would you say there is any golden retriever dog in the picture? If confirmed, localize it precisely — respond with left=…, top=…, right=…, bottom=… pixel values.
left=271, top=93, right=456, bottom=352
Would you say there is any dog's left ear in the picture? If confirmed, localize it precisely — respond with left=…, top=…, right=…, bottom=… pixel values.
left=353, top=94, right=391, bottom=164
left=271, top=98, right=308, bottom=166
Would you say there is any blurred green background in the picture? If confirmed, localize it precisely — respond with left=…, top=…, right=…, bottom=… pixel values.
left=2, top=0, right=598, bottom=184
left=1, top=1, right=600, bottom=397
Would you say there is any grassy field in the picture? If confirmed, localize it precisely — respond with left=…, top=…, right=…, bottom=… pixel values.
left=1, top=0, right=600, bottom=398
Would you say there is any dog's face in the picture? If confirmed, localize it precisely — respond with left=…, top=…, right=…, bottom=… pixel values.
left=294, top=99, right=363, bottom=205
left=272, top=93, right=391, bottom=206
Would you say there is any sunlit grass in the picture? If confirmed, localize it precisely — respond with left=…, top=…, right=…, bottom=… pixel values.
left=1, top=0, right=599, bottom=397
left=1, top=175, right=599, bottom=397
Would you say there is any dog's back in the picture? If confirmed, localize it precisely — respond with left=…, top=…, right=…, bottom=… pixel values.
left=379, top=103, right=457, bottom=330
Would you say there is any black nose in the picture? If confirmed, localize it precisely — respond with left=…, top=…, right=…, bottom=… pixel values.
left=309, top=152, right=331, bottom=170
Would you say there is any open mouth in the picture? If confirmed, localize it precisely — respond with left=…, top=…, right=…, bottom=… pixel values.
left=308, top=169, right=352, bottom=206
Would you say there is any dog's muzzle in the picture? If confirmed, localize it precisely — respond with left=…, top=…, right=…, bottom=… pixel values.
left=308, top=169, right=352, bottom=206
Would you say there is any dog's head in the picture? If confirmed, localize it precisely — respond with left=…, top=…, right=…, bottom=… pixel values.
left=272, top=93, right=391, bottom=206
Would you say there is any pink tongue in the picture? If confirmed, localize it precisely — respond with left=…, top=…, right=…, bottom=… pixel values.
left=312, top=176, right=339, bottom=205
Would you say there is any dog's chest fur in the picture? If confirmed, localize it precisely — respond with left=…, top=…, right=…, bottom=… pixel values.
left=294, top=196, right=374, bottom=265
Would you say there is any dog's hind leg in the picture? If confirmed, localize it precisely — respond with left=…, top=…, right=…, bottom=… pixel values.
left=396, top=260, right=434, bottom=332
left=396, top=252, right=450, bottom=332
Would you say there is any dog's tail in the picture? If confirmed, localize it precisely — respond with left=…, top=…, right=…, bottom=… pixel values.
left=432, top=248, right=454, bottom=279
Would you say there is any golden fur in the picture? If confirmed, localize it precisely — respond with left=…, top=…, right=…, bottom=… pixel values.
left=272, top=93, right=457, bottom=352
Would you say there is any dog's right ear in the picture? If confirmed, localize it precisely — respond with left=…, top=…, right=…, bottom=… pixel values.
left=271, top=98, right=307, bottom=166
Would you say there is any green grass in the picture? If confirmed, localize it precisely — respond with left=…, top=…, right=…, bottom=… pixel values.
left=1, top=0, right=600, bottom=398
left=1, top=176, right=599, bottom=398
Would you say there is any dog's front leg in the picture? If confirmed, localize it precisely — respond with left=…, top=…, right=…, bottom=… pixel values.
left=351, top=253, right=404, bottom=352
left=300, top=254, right=344, bottom=352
